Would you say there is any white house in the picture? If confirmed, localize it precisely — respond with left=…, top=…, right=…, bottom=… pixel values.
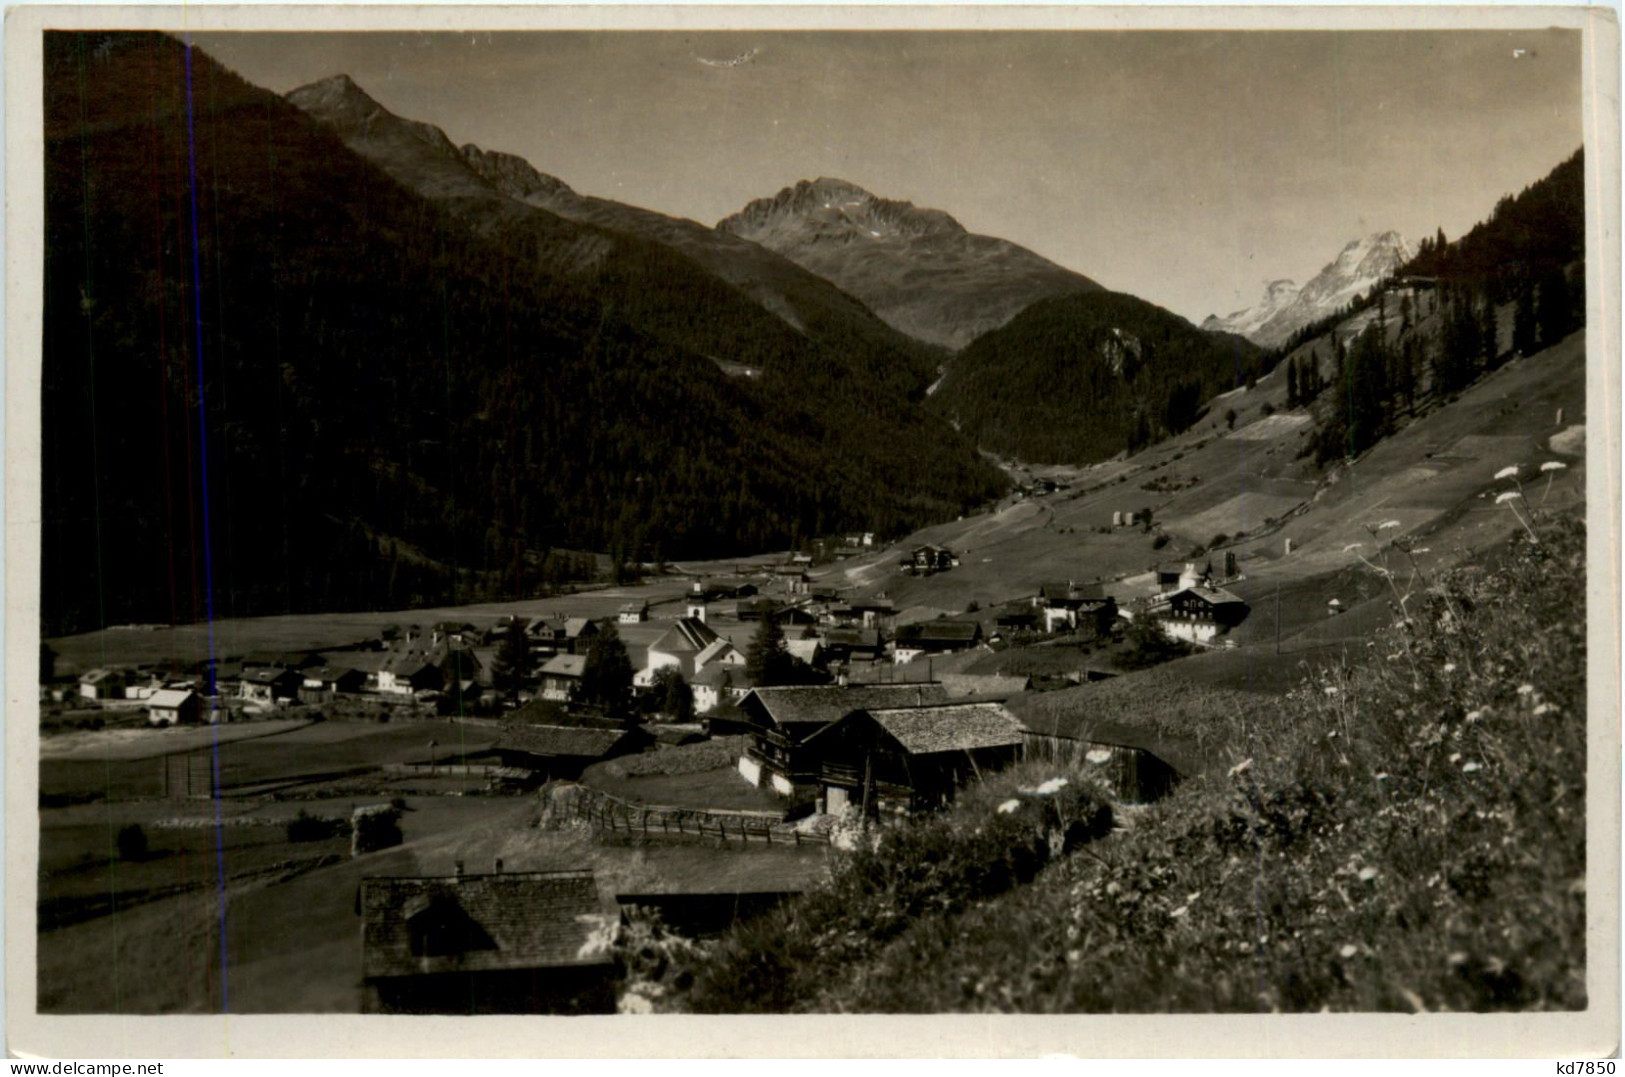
left=147, top=688, right=200, bottom=727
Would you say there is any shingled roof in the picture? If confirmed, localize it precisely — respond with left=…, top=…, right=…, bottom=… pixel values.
left=359, top=870, right=613, bottom=980
left=864, top=702, right=1026, bottom=755
left=649, top=617, right=719, bottom=656
left=496, top=724, right=631, bottom=759
left=742, top=683, right=950, bottom=732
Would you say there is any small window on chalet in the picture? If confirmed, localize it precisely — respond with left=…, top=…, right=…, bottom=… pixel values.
left=406, top=898, right=497, bottom=959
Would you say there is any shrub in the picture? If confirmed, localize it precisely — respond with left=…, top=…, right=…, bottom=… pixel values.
left=1210, top=533, right=1230, bottom=548
left=679, top=769, right=1113, bottom=1013
left=350, top=806, right=403, bottom=855
left=115, top=823, right=148, bottom=862
left=1151, top=533, right=1170, bottom=550
left=286, top=810, right=342, bottom=843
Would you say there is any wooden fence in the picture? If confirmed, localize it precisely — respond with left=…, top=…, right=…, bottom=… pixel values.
left=567, top=785, right=829, bottom=847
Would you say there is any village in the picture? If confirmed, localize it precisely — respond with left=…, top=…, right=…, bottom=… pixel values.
left=36, top=510, right=1273, bottom=1014
left=38, top=303, right=1591, bottom=1016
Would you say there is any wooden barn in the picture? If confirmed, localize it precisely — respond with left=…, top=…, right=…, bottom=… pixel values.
left=358, top=867, right=616, bottom=1015
left=802, top=702, right=1026, bottom=815
left=735, top=683, right=949, bottom=798
left=1015, top=712, right=1187, bottom=803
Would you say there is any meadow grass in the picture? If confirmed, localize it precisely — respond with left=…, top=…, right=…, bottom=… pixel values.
left=664, top=516, right=1586, bottom=1012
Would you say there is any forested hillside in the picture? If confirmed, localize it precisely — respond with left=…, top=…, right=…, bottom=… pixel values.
left=1280, top=148, right=1585, bottom=466
left=928, top=291, right=1265, bottom=464
left=41, top=33, right=1004, bottom=635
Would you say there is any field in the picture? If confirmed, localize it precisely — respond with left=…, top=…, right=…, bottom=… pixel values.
left=821, top=329, right=1586, bottom=659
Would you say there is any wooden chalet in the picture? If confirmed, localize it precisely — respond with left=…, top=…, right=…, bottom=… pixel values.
left=891, top=619, right=983, bottom=663
left=821, top=627, right=885, bottom=664
left=1158, top=585, right=1250, bottom=644
left=487, top=724, right=645, bottom=779
left=801, top=702, right=1026, bottom=815
left=238, top=667, right=303, bottom=704
left=735, top=683, right=949, bottom=798
left=617, top=602, right=650, bottom=624
left=77, top=668, right=128, bottom=701
left=901, top=545, right=958, bottom=575
left=299, top=665, right=366, bottom=703
left=146, top=688, right=200, bottom=727
left=358, top=868, right=616, bottom=1015
left=736, top=598, right=817, bottom=625
left=538, top=654, right=586, bottom=702
left=1034, top=581, right=1119, bottom=638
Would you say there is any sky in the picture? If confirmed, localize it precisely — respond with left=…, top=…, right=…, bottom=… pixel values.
left=191, top=29, right=1584, bottom=324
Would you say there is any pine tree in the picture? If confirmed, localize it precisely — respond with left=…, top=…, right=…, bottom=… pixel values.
left=581, top=620, right=634, bottom=716
left=746, top=612, right=792, bottom=687
left=1481, top=298, right=1501, bottom=368
left=491, top=620, right=532, bottom=699
left=651, top=666, right=693, bottom=723
left=1286, top=358, right=1299, bottom=408
left=1513, top=279, right=1538, bottom=356
left=1536, top=269, right=1573, bottom=348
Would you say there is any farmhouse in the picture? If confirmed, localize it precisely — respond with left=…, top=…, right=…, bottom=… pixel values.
left=692, top=665, right=758, bottom=715
left=891, top=619, right=983, bottom=664
left=238, top=667, right=303, bottom=704
left=358, top=867, right=616, bottom=1015
left=77, top=668, right=127, bottom=701
left=735, top=683, right=949, bottom=797
left=693, top=637, right=746, bottom=675
left=1157, top=585, right=1250, bottom=644
left=146, top=688, right=200, bottom=727
left=821, top=627, right=885, bottom=665
left=617, top=602, right=649, bottom=624
left=488, top=724, right=644, bottom=779
left=299, top=665, right=366, bottom=703
left=1034, top=582, right=1119, bottom=637
left=736, top=599, right=817, bottom=625
left=526, top=616, right=599, bottom=656
left=635, top=617, right=721, bottom=686
left=901, top=544, right=958, bottom=575
left=538, top=654, right=587, bottom=703
left=802, top=702, right=1026, bottom=815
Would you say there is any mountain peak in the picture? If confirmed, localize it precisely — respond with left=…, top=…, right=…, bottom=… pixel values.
left=718, top=178, right=967, bottom=244
left=1206, top=232, right=1410, bottom=347
left=717, top=178, right=1099, bottom=350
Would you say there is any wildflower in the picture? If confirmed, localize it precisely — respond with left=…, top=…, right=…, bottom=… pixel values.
left=1495, top=490, right=1522, bottom=504
left=1323, top=686, right=1340, bottom=696
left=1085, top=748, right=1112, bottom=764
left=1448, top=752, right=1462, bottom=764
left=1517, top=684, right=1535, bottom=696
left=1494, top=465, right=1520, bottom=480
left=1238, top=942, right=1252, bottom=954
left=1171, top=906, right=1188, bottom=919
left=1034, top=777, right=1069, bottom=795
left=1186, top=892, right=1202, bottom=904
left=1340, top=944, right=1359, bottom=959
left=1443, top=662, right=1456, bottom=674
left=1358, top=866, right=1378, bottom=882
left=1540, top=461, right=1567, bottom=473
left=1462, top=761, right=1482, bottom=773
left=1465, top=709, right=1483, bottom=723
left=1377, top=519, right=1401, bottom=531
left=997, top=799, right=1021, bottom=814
left=1413, top=547, right=1431, bottom=553
left=1375, top=772, right=1390, bottom=781
left=1534, top=703, right=1556, bottom=716
left=1342, top=542, right=1364, bottom=552
left=1228, top=758, right=1253, bottom=778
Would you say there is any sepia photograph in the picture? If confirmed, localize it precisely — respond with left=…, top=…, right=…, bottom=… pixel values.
left=6, top=3, right=1619, bottom=1057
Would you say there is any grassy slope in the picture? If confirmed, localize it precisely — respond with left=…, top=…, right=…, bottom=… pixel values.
left=667, top=516, right=1586, bottom=1012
